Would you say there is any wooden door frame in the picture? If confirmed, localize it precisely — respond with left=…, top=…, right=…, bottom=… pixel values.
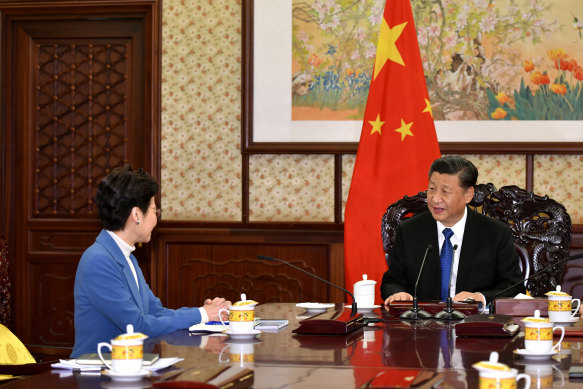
left=0, top=0, right=161, bottom=338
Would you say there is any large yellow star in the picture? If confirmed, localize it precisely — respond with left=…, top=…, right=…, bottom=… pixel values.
left=394, top=118, right=414, bottom=141
left=423, top=98, right=433, bottom=118
left=373, top=19, right=408, bottom=79
left=369, top=114, right=384, bottom=135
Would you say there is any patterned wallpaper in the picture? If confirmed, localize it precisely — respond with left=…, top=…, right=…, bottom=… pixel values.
left=161, top=0, right=582, bottom=225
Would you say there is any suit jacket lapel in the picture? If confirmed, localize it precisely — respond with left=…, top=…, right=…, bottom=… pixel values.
left=97, top=230, right=145, bottom=312
left=455, top=208, right=479, bottom=293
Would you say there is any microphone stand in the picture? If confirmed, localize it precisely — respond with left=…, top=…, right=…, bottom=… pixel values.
left=400, top=245, right=433, bottom=320
left=435, top=245, right=466, bottom=320
left=487, top=252, right=583, bottom=313
left=257, top=255, right=358, bottom=317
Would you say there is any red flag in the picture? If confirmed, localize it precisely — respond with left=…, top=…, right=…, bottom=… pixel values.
left=344, top=0, right=441, bottom=304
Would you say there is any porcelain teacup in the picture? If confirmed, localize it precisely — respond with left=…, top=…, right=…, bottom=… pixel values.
left=97, top=324, right=147, bottom=374
left=545, top=286, right=580, bottom=323
left=473, top=351, right=530, bottom=389
left=219, top=293, right=258, bottom=333
left=354, top=274, right=377, bottom=308
left=522, top=310, right=565, bottom=354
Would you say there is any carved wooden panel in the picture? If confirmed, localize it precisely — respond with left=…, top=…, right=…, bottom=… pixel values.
left=28, top=257, right=76, bottom=346
left=154, top=227, right=346, bottom=308
left=165, top=243, right=330, bottom=306
left=33, top=41, right=130, bottom=216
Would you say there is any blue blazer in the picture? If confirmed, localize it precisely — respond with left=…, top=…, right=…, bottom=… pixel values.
left=71, top=230, right=201, bottom=357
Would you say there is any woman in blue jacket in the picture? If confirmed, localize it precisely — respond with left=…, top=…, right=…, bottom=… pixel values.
left=72, top=166, right=230, bottom=357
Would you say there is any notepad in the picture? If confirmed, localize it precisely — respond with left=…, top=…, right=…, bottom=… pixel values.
left=254, top=319, right=288, bottom=331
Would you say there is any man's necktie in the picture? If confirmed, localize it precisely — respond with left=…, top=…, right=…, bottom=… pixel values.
left=440, top=228, right=454, bottom=301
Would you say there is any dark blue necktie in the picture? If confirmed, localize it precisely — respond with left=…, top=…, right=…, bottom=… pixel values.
left=440, top=228, right=454, bottom=301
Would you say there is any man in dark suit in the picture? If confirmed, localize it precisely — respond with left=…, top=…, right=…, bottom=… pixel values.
left=381, top=156, right=525, bottom=306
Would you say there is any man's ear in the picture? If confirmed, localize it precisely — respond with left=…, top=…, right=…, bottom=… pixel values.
left=464, top=186, right=475, bottom=205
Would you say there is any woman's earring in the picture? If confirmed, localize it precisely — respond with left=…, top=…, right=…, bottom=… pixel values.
left=137, top=219, right=140, bottom=225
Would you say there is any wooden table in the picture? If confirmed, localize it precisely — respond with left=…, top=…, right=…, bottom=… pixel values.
left=3, top=303, right=583, bottom=388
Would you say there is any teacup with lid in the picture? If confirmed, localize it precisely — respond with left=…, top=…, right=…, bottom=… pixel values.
left=220, top=293, right=258, bottom=333
left=521, top=310, right=565, bottom=354
left=97, top=324, right=147, bottom=374
left=354, top=274, right=377, bottom=308
left=473, top=351, right=530, bottom=389
left=545, top=286, right=580, bottom=323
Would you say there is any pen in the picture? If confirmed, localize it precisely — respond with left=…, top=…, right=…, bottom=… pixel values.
left=205, top=321, right=228, bottom=325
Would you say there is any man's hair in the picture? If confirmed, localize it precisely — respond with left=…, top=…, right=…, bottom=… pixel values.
left=95, top=165, right=159, bottom=231
left=429, top=156, right=478, bottom=189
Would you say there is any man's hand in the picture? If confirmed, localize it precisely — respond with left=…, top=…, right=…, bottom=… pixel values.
left=453, top=291, right=485, bottom=307
left=203, top=297, right=232, bottom=321
left=384, top=292, right=413, bottom=306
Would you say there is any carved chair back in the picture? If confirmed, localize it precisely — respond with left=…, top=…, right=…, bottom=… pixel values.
left=380, top=184, right=572, bottom=297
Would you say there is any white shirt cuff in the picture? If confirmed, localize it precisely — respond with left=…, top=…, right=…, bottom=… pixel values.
left=198, top=307, right=209, bottom=323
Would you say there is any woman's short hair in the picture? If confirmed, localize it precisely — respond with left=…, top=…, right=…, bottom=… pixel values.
left=95, top=165, right=159, bottom=231
left=429, top=156, right=478, bottom=189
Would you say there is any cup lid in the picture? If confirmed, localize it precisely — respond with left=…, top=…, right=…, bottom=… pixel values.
left=545, top=285, right=570, bottom=297
left=472, top=351, right=511, bottom=372
left=114, top=324, right=147, bottom=341
left=521, top=309, right=551, bottom=323
left=232, top=293, right=258, bottom=307
left=354, top=274, right=377, bottom=286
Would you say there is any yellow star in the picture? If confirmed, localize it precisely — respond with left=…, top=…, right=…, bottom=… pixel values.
left=394, top=118, right=414, bottom=141
left=373, top=19, right=408, bottom=79
left=369, top=114, right=384, bottom=135
left=423, top=98, right=433, bottom=118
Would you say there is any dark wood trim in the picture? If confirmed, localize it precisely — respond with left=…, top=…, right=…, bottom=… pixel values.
left=440, top=142, right=583, bottom=154
left=242, top=153, right=250, bottom=223
left=525, top=155, right=533, bottom=191
left=334, top=154, right=342, bottom=224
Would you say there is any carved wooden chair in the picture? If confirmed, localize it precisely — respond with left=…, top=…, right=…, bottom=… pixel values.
left=0, top=233, right=10, bottom=327
left=381, top=184, right=572, bottom=297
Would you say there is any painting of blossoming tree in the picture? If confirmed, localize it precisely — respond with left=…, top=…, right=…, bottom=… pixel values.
left=291, top=0, right=583, bottom=121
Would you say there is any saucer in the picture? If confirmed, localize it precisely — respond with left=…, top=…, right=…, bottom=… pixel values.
left=345, top=304, right=381, bottom=313
left=102, top=369, right=150, bottom=382
left=226, top=329, right=261, bottom=339
left=513, top=349, right=558, bottom=360
left=101, top=379, right=152, bottom=388
left=224, top=337, right=262, bottom=345
left=550, top=317, right=579, bottom=326
left=296, top=302, right=335, bottom=312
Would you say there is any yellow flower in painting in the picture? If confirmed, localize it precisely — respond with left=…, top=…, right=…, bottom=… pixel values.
left=550, top=83, right=567, bottom=95
left=491, top=108, right=507, bottom=119
left=496, top=92, right=512, bottom=105
left=523, top=60, right=534, bottom=72
left=547, top=48, right=567, bottom=61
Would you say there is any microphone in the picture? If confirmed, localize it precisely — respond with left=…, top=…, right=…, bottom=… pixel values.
left=488, top=252, right=583, bottom=313
left=256, top=255, right=358, bottom=317
left=434, top=245, right=466, bottom=320
left=399, top=244, right=433, bottom=320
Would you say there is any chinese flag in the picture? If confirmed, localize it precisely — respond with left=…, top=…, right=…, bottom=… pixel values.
left=344, top=0, right=441, bottom=304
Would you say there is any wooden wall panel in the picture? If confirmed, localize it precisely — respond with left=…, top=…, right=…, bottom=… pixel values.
left=154, top=227, right=346, bottom=308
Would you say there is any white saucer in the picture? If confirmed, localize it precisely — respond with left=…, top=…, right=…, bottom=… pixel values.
left=345, top=304, right=381, bottom=313
left=513, top=349, right=558, bottom=360
left=226, top=329, right=261, bottom=339
left=550, top=317, right=579, bottom=326
left=296, top=302, right=335, bottom=312
left=101, top=379, right=152, bottom=389
left=102, top=369, right=150, bottom=382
